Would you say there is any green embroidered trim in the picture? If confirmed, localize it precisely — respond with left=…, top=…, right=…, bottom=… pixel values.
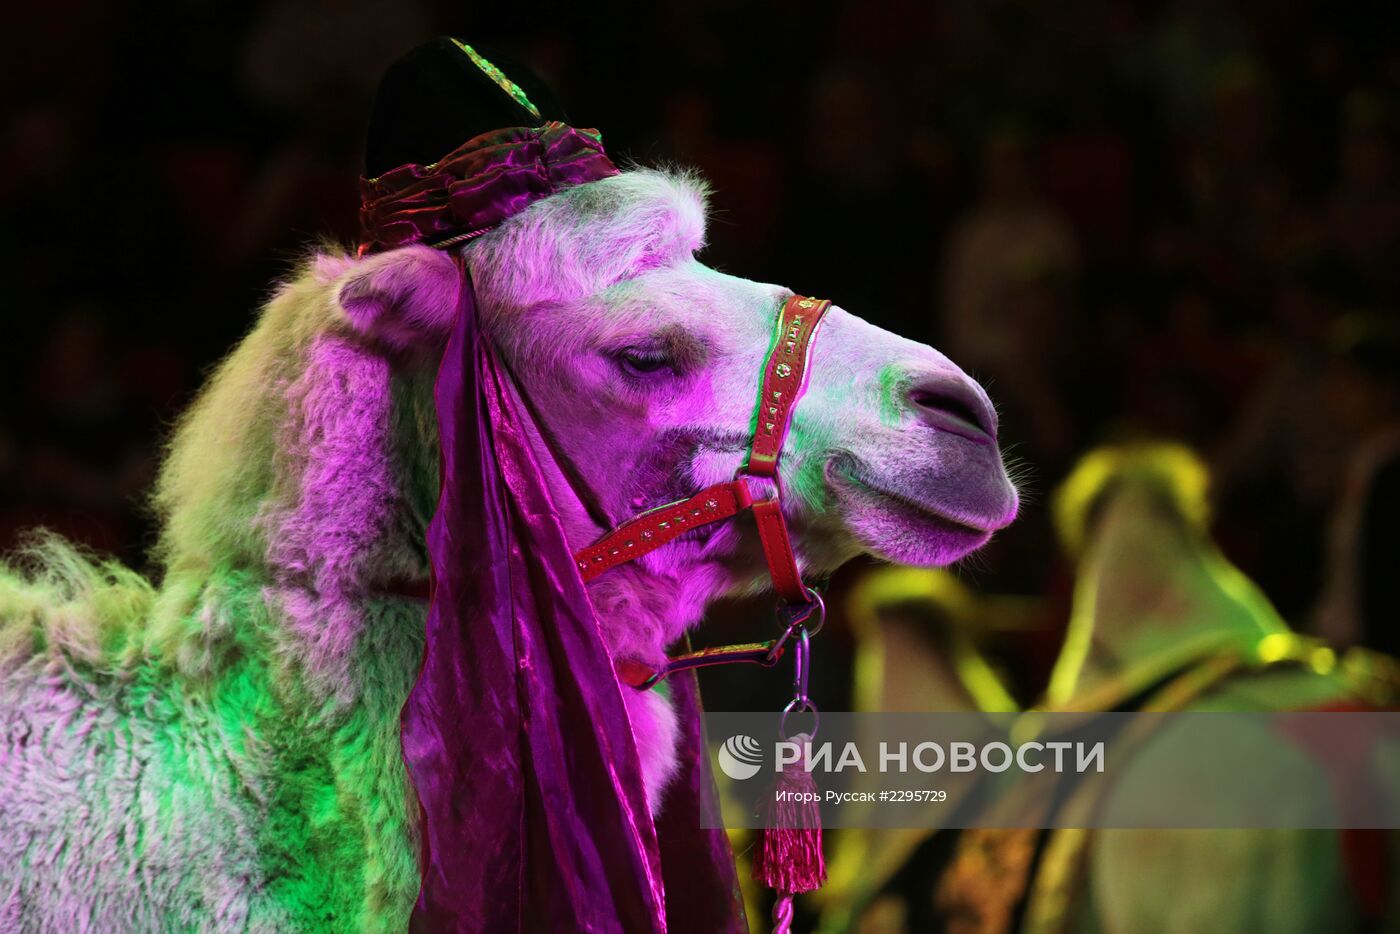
left=451, top=39, right=541, bottom=120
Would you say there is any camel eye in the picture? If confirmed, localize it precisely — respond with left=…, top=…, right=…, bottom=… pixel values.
left=617, top=346, right=675, bottom=377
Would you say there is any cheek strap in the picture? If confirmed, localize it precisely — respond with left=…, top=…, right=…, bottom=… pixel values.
left=569, top=295, right=832, bottom=686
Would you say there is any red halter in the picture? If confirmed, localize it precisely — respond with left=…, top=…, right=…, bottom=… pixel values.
left=572, top=294, right=832, bottom=689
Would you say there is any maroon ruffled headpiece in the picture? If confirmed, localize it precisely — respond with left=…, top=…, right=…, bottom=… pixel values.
left=358, top=121, right=619, bottom=254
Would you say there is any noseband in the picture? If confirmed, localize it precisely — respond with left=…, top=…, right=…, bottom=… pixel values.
left=572, top=294, right=832, bottom=693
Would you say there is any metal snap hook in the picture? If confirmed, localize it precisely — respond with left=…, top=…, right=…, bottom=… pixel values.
left=792, top=626, right=810, bottom=703
left=779, top=696, right=819, bottom=742
left=768, top=589, right=825, bottom=663
left=788, top=588, right=825, bottom=640
left=778, top=627, right=818, bottom=740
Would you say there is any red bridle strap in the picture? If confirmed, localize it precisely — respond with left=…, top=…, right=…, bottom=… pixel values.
left=572, top=295, right=832, bottom=608
left=573, top=478, right=756, bottom=578
left=744, top=295, right=829, bottom=478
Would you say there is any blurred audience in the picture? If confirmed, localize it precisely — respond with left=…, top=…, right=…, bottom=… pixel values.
left=1314, top=315, right=1400, bottom=656
left=942, top=128, right=1081, bottom=468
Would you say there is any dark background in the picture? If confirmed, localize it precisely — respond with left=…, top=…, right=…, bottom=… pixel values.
left=3, top=0, right=1396, bottom=699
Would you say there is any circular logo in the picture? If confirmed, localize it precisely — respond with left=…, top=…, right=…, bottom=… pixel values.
left=717, top=734, right=764, bottom=780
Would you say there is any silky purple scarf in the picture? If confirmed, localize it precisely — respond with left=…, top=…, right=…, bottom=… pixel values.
left=400, top=262, right=744, bottom=931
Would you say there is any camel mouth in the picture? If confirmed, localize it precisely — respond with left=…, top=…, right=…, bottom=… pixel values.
left=824, top=457, right=1004, bottom=564
left=833, top=467, right=996, bottom=534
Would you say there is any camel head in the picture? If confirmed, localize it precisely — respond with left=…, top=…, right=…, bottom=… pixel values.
left=338, top=169, right=1018, bottom=610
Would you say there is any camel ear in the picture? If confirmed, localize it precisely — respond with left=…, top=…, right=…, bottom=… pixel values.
left=335, top=245, right=461, bottom=349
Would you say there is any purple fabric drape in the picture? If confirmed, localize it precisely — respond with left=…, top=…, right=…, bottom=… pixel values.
left=656, top=670, right=750, bottom=932
left=401, top=262, right=744, bottom=932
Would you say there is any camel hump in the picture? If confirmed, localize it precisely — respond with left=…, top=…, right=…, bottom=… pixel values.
left=0, top=530, right=154, bottom=670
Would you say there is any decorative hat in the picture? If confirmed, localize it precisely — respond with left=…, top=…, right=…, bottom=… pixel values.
left=367, top=40, right=745, bottom=932
left=358, top=38, right=619, bottom=255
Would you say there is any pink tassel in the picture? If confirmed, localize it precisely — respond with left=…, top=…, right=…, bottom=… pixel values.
left=753, top=732, right=826, bottom=911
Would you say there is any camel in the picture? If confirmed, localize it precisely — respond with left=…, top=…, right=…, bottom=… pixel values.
left=0, top=167, right=1018, bottom=930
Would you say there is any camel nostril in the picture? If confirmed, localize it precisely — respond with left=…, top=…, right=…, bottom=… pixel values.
left=908, top=379, right=997, bottom=443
